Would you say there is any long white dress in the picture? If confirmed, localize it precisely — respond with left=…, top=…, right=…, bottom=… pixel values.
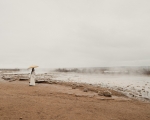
left=29, top=71, right=35, bottom=86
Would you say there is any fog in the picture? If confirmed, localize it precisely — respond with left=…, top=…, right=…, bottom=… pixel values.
left=0, top=0, right=150, bottom=68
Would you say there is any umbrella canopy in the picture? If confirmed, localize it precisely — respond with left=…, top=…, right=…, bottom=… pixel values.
left=28, top=65, right=39, bottom=69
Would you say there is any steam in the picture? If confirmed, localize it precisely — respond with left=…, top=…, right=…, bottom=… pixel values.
left=54, top=66, right=150, bottom=75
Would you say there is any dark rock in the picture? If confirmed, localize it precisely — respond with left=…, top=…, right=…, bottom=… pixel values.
left=129, top=93, right=135, bottom=97
left=72, top=85, right=76, bottom=89
left=19, top=78, right=29, bottom=81
left=83, top=88, right=88, bottom=92
left=36, top=80, right=47, bottom=83
left=103, top=91, right=112, bottom=97
left=98, top=91, right=103, bottom=96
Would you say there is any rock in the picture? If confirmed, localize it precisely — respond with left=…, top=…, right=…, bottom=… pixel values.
left=3, top=77, right=11, bottom=80
left=75, top=94, right=83, bottom=97
left=137, top=90, right=141, bottom=92
left=117, top=87, right=123, bottom=91
left=19, top=78, right=29, bottom=81
left=83, top=88, right=88, bottom=92
left=48, top=80, right=57, bottom=84
left=103, top=91, right=112, bottom=97
left=77, top=84, right=84, bottom=87
left=48, top=81, right=53, bottom=84
left=129, top=93, right=135, bottom=97
left=76, top=84, right=80, bottom=87
left=72, top=85, right=76, bottom=89
left=89, top=95, right=95, bottom=98
left=98, top=91, right=103, bottom=96
left=75, top=94, right=87, bottom=97
left=36, top=80, right=47, bottom=83
left=95, top=90, right=99, bottom=93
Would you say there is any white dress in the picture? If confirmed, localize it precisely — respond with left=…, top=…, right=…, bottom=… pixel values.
left=29, top=71, right=35, bottom=86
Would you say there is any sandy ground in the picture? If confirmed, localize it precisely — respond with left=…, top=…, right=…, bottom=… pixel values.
left=0, top=80, right=150, bottom=120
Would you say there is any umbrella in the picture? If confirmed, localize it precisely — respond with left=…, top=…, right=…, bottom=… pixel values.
left=28, top=65, right=39, bottom=69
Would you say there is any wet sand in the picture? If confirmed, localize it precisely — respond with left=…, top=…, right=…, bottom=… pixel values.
left=0, top=79, right=150, bottom=120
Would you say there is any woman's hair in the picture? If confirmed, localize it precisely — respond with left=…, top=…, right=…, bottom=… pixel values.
left=31, top=68, right=35, bottom=74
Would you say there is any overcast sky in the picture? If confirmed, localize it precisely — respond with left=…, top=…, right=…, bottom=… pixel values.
left=0, top=0, right=150, bottom=68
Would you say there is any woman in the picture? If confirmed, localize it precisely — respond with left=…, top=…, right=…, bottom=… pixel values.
left=29, top=68, right=36, bottom=86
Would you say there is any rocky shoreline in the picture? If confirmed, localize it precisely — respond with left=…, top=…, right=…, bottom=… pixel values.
left=1, top=72, right=150, bottom=102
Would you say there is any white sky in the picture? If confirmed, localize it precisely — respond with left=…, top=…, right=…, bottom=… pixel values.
left=0, top=0, right=150, bottom=68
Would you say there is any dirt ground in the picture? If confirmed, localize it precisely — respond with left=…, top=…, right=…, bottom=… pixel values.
left=0, top=80, right=150, bottom=120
